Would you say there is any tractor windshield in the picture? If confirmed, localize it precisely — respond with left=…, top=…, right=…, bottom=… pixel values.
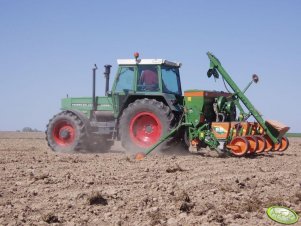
left=161, top=66, right=182, bottom=95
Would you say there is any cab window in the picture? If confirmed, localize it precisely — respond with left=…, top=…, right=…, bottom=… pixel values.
left=115, top=67, right=135, bottom=92
left=161, top=66, right=181, bottom=95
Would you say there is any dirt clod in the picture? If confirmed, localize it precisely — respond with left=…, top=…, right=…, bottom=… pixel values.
left=42, top=212, right=60, bottom=224
left=166, top=163, right=187, bottom=173
left=88, top=192, right=108, bottom=205
left=180, top=201, right=194, bottom=212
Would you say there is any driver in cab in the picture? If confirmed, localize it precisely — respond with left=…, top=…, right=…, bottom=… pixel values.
left=139, top=69, right=158, bottom=91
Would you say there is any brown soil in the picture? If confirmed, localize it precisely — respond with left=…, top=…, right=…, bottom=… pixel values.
left=0, top=132, right=300, bottom=225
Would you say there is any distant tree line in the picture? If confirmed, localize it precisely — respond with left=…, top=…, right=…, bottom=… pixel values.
left=20, top=127, right=41, bottom=132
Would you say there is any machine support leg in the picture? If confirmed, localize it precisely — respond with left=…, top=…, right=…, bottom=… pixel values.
left=145, top=123, right=190, bottom=155
left=135, top=122, right=191, bottom=159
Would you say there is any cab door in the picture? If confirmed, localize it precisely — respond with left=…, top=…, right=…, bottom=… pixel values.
left=111, top=66, right=137, bottom=117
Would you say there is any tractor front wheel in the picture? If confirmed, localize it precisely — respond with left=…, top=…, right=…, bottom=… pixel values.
left=46, top=111, right=88, bottom=153
left=119, top=98, right=174, bottom=153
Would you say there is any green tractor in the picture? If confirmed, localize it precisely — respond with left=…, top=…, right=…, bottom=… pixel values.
left=46, top=52, right=290, bottom=157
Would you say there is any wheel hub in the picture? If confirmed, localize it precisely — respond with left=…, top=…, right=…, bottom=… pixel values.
left=144, top=124, right=153, bottom=134
left=59, top=129, right=70, bottom=139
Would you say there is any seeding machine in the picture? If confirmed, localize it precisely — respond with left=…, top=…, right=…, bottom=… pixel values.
left=46, top=52, right=290, bottom=158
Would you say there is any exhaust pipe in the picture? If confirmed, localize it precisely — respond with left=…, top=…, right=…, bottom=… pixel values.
left=92, top=64, right=98, bottom=111
left=104, top=65, right=112, bottom=96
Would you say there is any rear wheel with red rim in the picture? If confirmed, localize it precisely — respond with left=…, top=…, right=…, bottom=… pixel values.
left=119, top=98, right=174, bottom=153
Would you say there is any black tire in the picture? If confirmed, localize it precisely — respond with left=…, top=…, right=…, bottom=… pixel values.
left=46, top=111, right=88, bottom=153
left=119, top=98, right=174, bottom=153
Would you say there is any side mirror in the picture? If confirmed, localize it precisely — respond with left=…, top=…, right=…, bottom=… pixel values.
left=242, top=74, right=260, bottom=94
left=252, top=74, right=259, bottom=83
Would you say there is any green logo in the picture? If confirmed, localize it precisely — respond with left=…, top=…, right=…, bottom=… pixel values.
left=267, top=206, right=299, bottom=224
left=213, top=126, right=226, bottom=134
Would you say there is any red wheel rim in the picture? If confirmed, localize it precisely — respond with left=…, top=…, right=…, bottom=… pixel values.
left=129, top=112, right=162, bottom=148
left=52, top=121, right=75, bottom=146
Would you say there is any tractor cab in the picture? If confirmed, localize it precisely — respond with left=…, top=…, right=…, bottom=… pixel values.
left=110, top=53, right=183, bottom=117
left=113, top=57, right=182, bottom=95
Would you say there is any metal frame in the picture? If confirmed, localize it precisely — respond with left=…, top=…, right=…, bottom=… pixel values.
left=207, top=52, right=279, bottom=144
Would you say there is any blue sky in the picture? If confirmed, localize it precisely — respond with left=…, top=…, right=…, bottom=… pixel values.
left=0, top=0, right=300, bottom=132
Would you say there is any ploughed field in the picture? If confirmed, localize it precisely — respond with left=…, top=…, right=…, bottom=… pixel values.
left=0, top=132, right=300, bottom=226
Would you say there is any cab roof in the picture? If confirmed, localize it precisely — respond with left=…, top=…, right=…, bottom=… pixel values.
left=117, top=59, right=181, bottom=67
